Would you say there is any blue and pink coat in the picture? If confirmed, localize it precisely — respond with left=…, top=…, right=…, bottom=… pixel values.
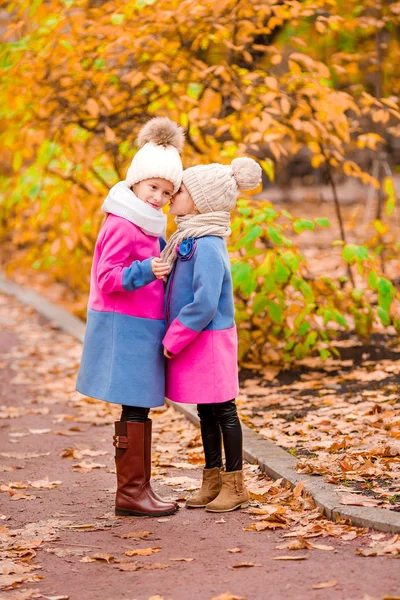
left=163, top=235, right=239, bottom=404
left=76, top=214, right=166, bottom=408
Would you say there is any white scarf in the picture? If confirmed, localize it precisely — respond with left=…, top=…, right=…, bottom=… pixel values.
left=101, top=181, right=167, bottom=238
left=160, top=212, right=231, bottom=267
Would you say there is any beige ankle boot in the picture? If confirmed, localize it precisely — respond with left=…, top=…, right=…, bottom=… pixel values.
left=185, top=467, right=221, bottom=508
left=205, top=470, right=249, bottom=512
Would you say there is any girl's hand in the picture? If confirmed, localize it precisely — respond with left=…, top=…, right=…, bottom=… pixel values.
left=164, top=348, right=174, bottom=359
left=151, top=258, right=171, bottom=279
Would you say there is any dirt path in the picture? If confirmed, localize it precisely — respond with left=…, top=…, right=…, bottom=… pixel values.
left=0, top=291, right=399, bottom=600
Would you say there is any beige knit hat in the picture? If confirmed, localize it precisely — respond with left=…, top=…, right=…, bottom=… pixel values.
left=182, top=157, right=262, bottom=213
left=126, top=117, right=185, bottom=193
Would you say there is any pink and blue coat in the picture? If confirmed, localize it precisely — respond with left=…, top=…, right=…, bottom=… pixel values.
left=163, top=236, right=239, bottom=404
left=76, top=214, right=166, bottom=408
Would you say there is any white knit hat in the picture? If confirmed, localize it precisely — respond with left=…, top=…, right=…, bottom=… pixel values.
left=126, top=117, right=185, bottom=193
left=182, top=157, right=262, bottom=213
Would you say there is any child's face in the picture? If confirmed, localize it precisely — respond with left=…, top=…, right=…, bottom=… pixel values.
left=133, top=178, right=174, bottom=210
left=169, top=183, right=198, bottom=216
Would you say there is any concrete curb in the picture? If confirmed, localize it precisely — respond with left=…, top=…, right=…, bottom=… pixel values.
left=1, top=274, right=399, bottom=533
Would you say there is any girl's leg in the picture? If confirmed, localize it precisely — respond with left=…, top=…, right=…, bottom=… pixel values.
left=205, top=400, right=248, bottom=513
left=121, top=405, right=149, bottom=422
left=114, top=405, right=177, bottom=517
left=197, top=404, right=222, bottom=469
left=213, top=400, right=242, bottom=472
left=185, top=405, right=222, bottom=508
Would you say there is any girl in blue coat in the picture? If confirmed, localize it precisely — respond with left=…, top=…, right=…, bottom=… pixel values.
left=161, top=157, right=261, bottom=512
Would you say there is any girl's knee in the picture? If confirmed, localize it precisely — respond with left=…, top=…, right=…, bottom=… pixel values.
left=197, top=403, right=215, bottom=424
left=213, top=400, right=239, bottom=427
left=121, top=405, right=150, bottom=422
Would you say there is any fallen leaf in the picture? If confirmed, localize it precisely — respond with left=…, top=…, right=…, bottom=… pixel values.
left=169, top=557, right=194, bottom=562
left=0, top=452, right=50, bottom=459
left=228, top=548, right=242, bottom=553
left=232, top=562, right=261, bottom=568
left=64, top=524, right=96, bottom=530
left=339, top=493, right=382, bottom=507
left=119, top=561, right=169, bottom=571
left=30, top=477, right=62, bottom=489
left=124, top=547, right=161, bottom=556
left=28, top=428, right=51, bottom=435
left=157, top=518, right=170, bottom=523
left=244, top=521, right=286, bottom=531
left=312, top=581, right=338, bottom=589
left=272, top=555, right=308, bottom=560
left=210, top=594, right=245, bottom=600
left=118, top=530, right=151, bottom=540
left=309, top=542, right=335, bottom=551
left=80, top=553, right=114, bottom=563
left=46, top=547, right=86, bottom=558
left=72, top=461, right=107, bottom=472
left=10, top=493, right=38, bottom=501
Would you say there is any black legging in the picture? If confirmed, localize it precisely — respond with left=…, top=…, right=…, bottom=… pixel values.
left=121, top=405, right=150, bottom=422
left=197, top=400, right=243, bottom=472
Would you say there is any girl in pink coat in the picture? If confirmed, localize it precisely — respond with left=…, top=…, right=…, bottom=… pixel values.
left=77, top=117, right=184, bottom=518
left=161, top=157, right=262, bottom=513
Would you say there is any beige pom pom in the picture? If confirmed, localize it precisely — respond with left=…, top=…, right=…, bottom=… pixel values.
left=231, top=157, right=262, bottom=191
left=137, top=117, right=185, bottom=152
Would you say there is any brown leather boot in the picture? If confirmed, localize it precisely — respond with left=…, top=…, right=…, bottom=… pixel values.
left=205, top=470, right=249, bottom=512
left=114, top=421, right=177, bottom=517
left=143, top=419, right=178, bottom=510
left=185, top=467, right=221, bottom=508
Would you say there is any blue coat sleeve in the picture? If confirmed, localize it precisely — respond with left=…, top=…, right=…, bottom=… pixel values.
left=122, top=258, right=155, bottom=291
left=163, top=243, right=225, bottom=357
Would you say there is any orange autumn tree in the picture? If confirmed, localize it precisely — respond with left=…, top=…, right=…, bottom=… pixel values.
left=1, top=0, right=400, bottom=360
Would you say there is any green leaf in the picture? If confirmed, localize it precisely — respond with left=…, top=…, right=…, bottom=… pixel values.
left=231, top=262, right=253, bottom=285
left=281, top=209, right=293, bottom=220
left=273, top=257, right=291, bottom=283
left=267, top=301, right=283, bottom=324
left=377, top=306, right=391, bottom=327
left=293, top=219, right=314, bottom=234
left=342, top=244, right=369, bottom=263
left=268, top=225, right=283, bottom=246
left=252, top=293, right=268, bottom=315
left=294, top=343, right=304, bottom=360
left=368, top=270, right=379, bottom=290
left=320, top=348, right=331, bottom=361
left=298, top=321, right=310, bottom=336
left=111, top=14, right=125, bottom=25
left=263, top=207, right=278, bottom=222
left=386, top=196, right=396, bottom=216
left=59, top=39, right=74, bottom=52
left=282, top=251, right=300, bottom=273
left=315, top=217, right=330, bottom=228
left=304, top=330, right=317, bottom=351
left=332, top=310, right=348, bottom=328
left=377, top=277, right=392, bottom=296
left=236, top=224, right=263, bottom=248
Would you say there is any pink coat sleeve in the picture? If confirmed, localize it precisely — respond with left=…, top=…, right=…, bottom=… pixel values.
left=96, top=219, right=155, bottom=294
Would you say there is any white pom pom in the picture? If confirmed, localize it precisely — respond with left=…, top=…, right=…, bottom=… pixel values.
left=231, top=157, right=262, bottom=191
left=137, top=117, right=185, bottom=152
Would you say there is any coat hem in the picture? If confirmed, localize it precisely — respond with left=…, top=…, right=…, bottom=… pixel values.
left=76, top=387, right=165, bottom=408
